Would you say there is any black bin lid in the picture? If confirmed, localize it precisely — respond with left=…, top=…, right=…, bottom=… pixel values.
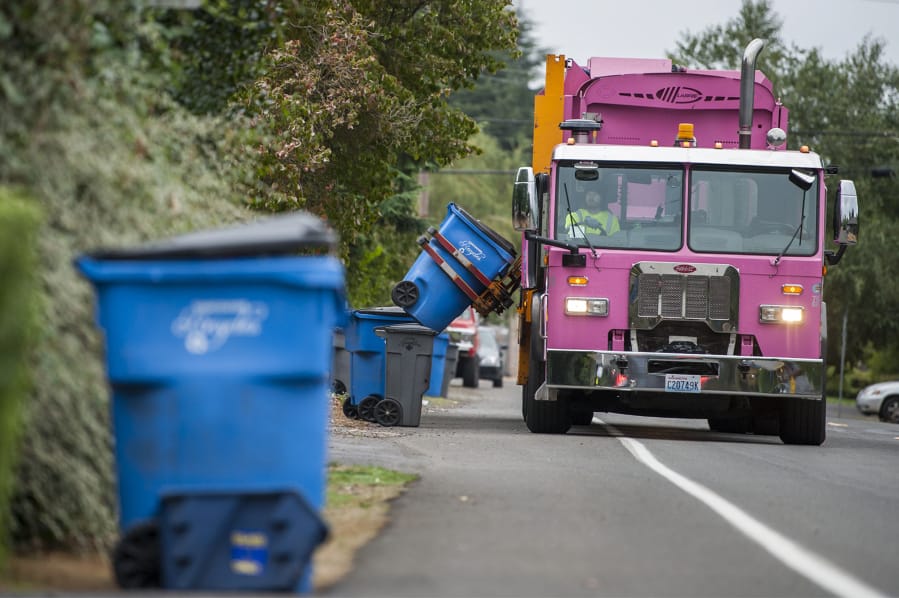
left=88, top=212, right=336, bottom=260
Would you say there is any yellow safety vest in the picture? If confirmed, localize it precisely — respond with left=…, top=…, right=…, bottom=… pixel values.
left=565, top=209, right=620, bottom=236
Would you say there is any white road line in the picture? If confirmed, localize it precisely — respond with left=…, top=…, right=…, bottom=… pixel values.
left=595, top=417, right=888, bottom=598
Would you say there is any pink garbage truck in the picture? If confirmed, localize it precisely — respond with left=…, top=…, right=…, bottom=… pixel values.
left=512, top=39, right=859, bottom=445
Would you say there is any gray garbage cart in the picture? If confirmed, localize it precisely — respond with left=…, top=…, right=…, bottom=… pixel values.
left=373, top=324, right=437, bottom=426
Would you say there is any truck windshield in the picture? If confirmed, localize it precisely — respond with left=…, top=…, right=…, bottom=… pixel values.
left=554, top=163, right=684, bottom=251
left=689, top=167, right=818, bottom=256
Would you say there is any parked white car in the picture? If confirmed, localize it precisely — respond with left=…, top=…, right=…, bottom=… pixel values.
left=856, top=381, right=899, bottom=423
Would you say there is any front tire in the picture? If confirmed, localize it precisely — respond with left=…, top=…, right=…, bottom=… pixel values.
left=571, top=408, right=594, bottom=426
left=461, top=357, right=479, bottom=388
left=779, top=397, right=825, bottom=445
left=879, top=396, right=899, bottom=423
left=523, top=315, right=570, bottom=434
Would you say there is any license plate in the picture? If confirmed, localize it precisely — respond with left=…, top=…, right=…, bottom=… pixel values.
left=665, top=374, right=701, bottom=393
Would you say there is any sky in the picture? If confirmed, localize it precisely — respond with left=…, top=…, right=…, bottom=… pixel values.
left=517, top=0, right=899, bottom=68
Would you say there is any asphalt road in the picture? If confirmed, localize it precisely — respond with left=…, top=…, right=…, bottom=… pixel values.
left=325, top=381, right=899, bottom=598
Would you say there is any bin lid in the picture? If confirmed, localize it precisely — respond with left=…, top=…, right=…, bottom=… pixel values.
left=379, top=323, right=438, bottom=336
left=353, top=306, right=411, bottom=318
left=87, top=212, right=337, bottom=260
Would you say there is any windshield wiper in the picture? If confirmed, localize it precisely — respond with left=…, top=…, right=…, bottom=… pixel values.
left=774, top=170, right=812, bottom=266
left=563, top=183, right=597, bottom=257
left=772, top=222, right=803, bottom=267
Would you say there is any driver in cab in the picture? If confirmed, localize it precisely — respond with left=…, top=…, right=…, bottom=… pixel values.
left=566, top=190, right=620, bottom=237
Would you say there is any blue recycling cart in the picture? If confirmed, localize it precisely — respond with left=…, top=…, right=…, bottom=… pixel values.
left=342, top=307, right=415, bottom=422
left=391, top=203, right=517, bottom=332
left=76, top=213, right=344, bottom=594
left=426, top=333, right=449, bottom=397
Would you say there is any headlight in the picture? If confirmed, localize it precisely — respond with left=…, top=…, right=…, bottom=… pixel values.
left=565, top=297, right=609, bottom=316
left=759, top=305, right=804, bottom=324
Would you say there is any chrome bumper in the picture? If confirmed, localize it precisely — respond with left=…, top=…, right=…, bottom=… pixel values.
left=545, top=350, right=823, bottom=398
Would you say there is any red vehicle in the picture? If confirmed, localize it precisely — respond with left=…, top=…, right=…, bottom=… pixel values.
left=446, top=306, right=480, bottom=388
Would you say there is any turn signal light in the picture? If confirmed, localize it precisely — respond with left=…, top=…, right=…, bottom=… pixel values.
left=568, top=276, right=588, bottom=286
left=781, top=284, right=803, bottom=296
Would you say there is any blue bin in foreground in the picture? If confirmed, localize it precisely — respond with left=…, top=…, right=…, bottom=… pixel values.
left=426, top=333, right=449, bottom=397
left=343, top=307, right=414, bottom=421
left=392, top=203, right=516, bottom=332
left=76, top=213, right=344, bottom=593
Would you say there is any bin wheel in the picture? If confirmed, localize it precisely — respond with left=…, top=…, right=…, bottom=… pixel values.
left=342, top=396, right=358, bottom=419
left=391, top=280, right=419, bottom=308
left=332, top=379, right=348, bottom=395
left=111, top=521, right=161, bottom=589
left=374, top=398, right=403, bottom=427
left=358, top=395, right=381, bottom=422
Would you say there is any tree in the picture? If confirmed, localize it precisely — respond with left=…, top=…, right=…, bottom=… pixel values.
left=239, top=0, right=519, bottom=304
left=668, top=0, right=790, bottom=86
left=449, top=10, right=548, bottom=151
left=669, top=0, right=899, bottom=371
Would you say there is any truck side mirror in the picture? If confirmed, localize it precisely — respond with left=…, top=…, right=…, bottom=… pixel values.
left=512, top=167, right=538, bottom=232
left=833, top=180, right=858, bottom=245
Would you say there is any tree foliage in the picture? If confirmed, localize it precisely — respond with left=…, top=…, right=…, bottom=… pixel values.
left=669, top=0, right=899, bottom=370
left=449, top=11, right=547, bottom=151
left=0, top=189, right=42, bottom=566
left=668, top=0, right=791, bottom=85
left=238, top=0, right=518, bottom=304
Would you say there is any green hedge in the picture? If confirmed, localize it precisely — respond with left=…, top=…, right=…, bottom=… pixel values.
left=0, top=188, right=42, bottom=567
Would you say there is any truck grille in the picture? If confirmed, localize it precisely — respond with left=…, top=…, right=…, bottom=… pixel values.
left=630, top=263, right=738, bottom=333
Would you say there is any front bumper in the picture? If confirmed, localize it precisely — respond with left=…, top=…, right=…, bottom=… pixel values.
left=479, top=364, right=502, bottom=380
left=855, top=394, right=882, bottom=415
left=545, top=350, right=823, bottom=399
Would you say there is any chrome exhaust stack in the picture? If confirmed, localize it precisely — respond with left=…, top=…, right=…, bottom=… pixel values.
left=738, top=38, right=766, bottom=149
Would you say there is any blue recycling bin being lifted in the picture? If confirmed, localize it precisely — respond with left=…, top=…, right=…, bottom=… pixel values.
left=391, top=203, right=516, bottom=332
left=76, top=213, right=344, bottom=594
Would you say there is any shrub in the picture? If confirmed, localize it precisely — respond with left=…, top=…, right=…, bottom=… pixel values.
left=0, top=188, right=42, bottom=565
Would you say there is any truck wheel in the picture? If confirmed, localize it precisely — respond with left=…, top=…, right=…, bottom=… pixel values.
left=778, top=397, right=825, bottom=445
left=492, top=375, right=503, bottom=388
left=461, top=357, right=479, bottom=388
left=523, top=327, right=570, bottom=434
left=571, top=408, right=594, bottom=426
